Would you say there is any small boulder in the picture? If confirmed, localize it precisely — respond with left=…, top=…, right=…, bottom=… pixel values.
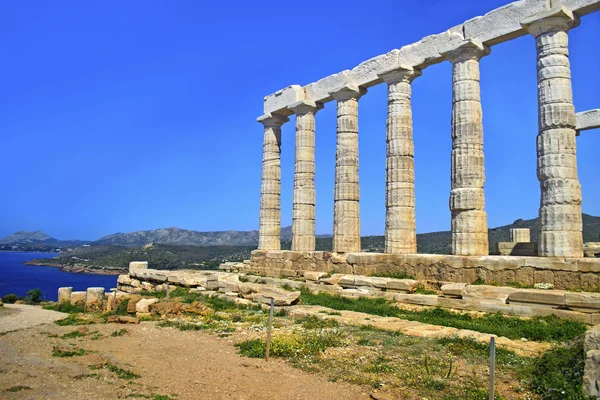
left=239, top=283, right=300, bottom=306
left=183, top=301, right=214, bottom=316
left=135, top=298, right=159, bottom=313
left=126, top=295, right=143, bottom=314
left=149, top=301, right=184, bottom=316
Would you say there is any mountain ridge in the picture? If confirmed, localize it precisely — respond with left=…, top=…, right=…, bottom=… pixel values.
left=2, top=214, right=599, bottom=249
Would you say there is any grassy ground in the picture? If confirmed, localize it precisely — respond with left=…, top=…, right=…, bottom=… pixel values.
left=298, top=289, right=587, bottom=343
left=49, top=288, right=592, bottom=400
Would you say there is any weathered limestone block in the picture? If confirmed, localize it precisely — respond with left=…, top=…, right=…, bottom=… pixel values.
left=117, top=274, right=132, bottom=285
left=442, top=40, right=490, bottom=256
left=238, top=283, right=300, bottom=306
left=576, top=109, right=600, bottom=134
left=263, top=85, right=304, bottom=115
left=510, top=228, right=531, bottom=243
left=70, top=291, right=85, bottom=306
left=304, top=271, right=328, bottom=281
left=58, top=287, right=73, bottom=305
left=386, top=279, right=419, bottom=293
left=441, top=283, right=467, bottom=298
left=129, top=261, right=148, bottom=273
left=584, top=243, right=600, bottom=258
left=522, top=6, right=583, bottom=258
left=257, top=113, right=288, bottom=251
left=498, top=242, right=538, bottom=256
left=85, top=287, right=105, bottom=311
left=135, top=298, right=159, bottom=313
left=463, top=285, right=516, bottom=304
left=565, top=292, right=600, bottom=312
left=378, top=65, right=421, bottom=255
left=508, top=289, right=567, bottom=308
left=463, top=0, right=549, bottom=45
left=330, top=84, right=365, bottom=253
left=126, top=295, right=143, bottom=314
left=289, top=100, right=323, bottom=252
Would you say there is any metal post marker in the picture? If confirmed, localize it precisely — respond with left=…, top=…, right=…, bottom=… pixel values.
left=265, top=297, right=275, bottom=361
left=164, top=280, right=170, bottom=323
left=489, top=336, right=496, bottom=400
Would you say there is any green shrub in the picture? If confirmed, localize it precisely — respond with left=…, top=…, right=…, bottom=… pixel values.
left=526, top=339, right=590, bottom=400
left=236, top=330, right=346, bottom=359
left=296, top=315, right=339, bottom=330
left=368, top=271, right=415, bottom=280
left=115, top=298, right=130, bottom=315
left=55, top=314, right=94, bottom=326
left=58, top=302, right=84, bottom=313
left=52, top=346, right=86, bottom=357
left=25, top=288, right=42, bottom=304
left=2, top=294, right=19, bottom=304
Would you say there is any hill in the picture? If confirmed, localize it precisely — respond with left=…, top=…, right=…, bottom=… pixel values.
left=301, top=213, right=600, bottom=254
left=0, top=230, right=54, bottom=244
left=93, top=226, right=330, bottom=247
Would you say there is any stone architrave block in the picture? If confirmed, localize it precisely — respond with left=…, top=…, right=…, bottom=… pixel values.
left=508, top=289, right=567, bottom=308
left=441, top=283, right=467, bottom=298
left=463, top=285, right=517, bottom=304
left=584, top=243, right=600, bottom=258
left=576, top=109, right=600, bottom=134
left=304, top=71, right=352, bottom=103
left=463, top=0, right=549, bottom=45
left=397, top=26, right=464, bottom=68
left=556, top=0, right=600, bottom=16
left=353, top=276, right=389, bottom=289
left=263, top=85, right=304, bottom=115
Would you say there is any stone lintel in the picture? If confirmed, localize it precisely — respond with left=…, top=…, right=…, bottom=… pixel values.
left=263, top=1, right=600, bottom=112
left=377, top=64, right=422, bottom=84
left=288, top=100, right=324, bottom=115
left=328, top=84, right=367, bottom=101
left=576, top=109, right=600, bottom=135
left=257, top=112, right=289, bottom=127
left=441, top=39, right=491, bottom=63
left=521, top=5, right=580, bottom=36
left=263, top=85, right=305, bottom=116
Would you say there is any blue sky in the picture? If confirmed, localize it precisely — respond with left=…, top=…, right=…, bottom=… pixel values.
left=0, top=0, right=598, bottom=240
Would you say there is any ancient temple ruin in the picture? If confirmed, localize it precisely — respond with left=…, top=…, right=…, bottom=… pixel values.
left=248, top=0, right=600, bottom=286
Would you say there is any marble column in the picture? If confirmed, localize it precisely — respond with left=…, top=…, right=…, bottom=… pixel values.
left=289, top=100, right=323, bottom=251
left=257, top=113, right=288, bottom=250
left=378, top=65, right=421, bottom=254
left=443, top=40, right=490, bottom=256
left=522, top=7, right=583, bottom=258
left=329, top=85, right=366, bottom=253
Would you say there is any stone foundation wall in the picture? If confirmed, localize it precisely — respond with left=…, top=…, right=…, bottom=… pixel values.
left=243, top=250, right=600, bottom=291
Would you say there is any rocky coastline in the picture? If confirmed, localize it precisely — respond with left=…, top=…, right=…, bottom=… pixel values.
left=24, top=260, right=126, bottom=275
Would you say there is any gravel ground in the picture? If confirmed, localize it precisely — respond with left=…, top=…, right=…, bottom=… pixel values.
left=0, top=304, right=67, bottom=333
left=0, top=319, right=373, bottom=400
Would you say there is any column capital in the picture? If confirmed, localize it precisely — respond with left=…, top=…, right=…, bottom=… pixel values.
left=257, top=112, right=289, bottom=128
left=378, top=64, right=422, bottom=84
left=328, top=84, right=367, bottom=101
left=441, top=39, right=490, bottom=64
left=521, top=6, right=579, bottom=37
left=288, top=100, right=324, bottom=116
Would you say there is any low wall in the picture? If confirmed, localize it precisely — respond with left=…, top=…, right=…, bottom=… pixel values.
left=243, top=251, right=600, bottom=291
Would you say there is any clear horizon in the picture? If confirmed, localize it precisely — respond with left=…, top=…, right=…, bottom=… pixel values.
left=1, top=0, right=599, bottom=240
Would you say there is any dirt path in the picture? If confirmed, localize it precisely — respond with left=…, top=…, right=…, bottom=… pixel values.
left=0, top=320, right=373, bottom=400
left=0, top=304, right=67, bottom=333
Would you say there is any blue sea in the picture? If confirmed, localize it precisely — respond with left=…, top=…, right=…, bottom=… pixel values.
left=0, top=252, right=118, bottom=302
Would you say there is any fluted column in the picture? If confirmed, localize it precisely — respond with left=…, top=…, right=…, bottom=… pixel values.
left=378, top=65, right=421, bottom=254
left=329, top=85, right=366, bottom=253
left=289, top=100, right=323, bottom=251
left=257, top=113, right=288, bottom=250
left=443, top=40, right=490, bottom=256
left=522, top=7, right=583, bottom=258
